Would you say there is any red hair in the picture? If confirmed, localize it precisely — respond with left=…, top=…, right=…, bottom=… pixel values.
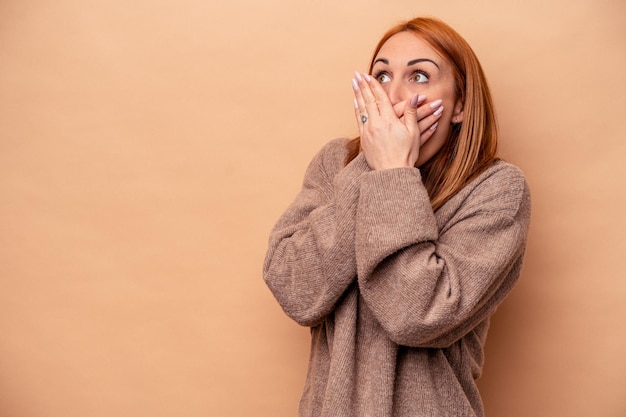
left=346, top=17, right=498, bottom=210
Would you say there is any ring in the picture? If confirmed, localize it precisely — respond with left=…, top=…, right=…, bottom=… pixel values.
left=361, top=114, right=368, bottom=124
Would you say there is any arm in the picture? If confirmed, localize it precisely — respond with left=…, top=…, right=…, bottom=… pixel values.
left=355, top=164, right=531, bottom=348
left=263, top=140, right=370, bottom=327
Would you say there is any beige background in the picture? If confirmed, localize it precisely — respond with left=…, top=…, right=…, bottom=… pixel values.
left=1, top=0, right=625, bottom=416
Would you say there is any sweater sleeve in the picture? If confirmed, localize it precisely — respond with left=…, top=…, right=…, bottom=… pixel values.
left=263, top=140, right=370, bottom=327
left=355, top=164, right=531, bottom=348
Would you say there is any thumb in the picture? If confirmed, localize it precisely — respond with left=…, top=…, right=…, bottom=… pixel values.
left=404, top=94, right=424, bottom=132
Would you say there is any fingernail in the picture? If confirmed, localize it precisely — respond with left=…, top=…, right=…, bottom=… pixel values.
left=354, top=98, right=358, bottom=109
left=411, top=94, right=426, bottom=107
left=430, top=121, right=439, bottom=131
left=352, top=79, right=360, bottom=91
left=363, top=73, right=371, bottom=82
left=354, top=71, right=363, bottom=82
left=430, top=99, right=443, bottom=109
left=433, top=105, right=444, bottom=116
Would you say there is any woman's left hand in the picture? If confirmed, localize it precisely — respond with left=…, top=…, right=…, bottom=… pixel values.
left=352, top=72, right=441, bottom=170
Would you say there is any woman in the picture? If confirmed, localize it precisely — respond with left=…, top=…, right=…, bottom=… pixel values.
left=263, top=17, right=530, bottom=417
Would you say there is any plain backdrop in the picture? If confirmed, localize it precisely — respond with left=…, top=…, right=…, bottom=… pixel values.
left=1, top=1, right=625, bottom=416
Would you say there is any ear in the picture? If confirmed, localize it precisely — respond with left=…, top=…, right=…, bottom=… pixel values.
left=452, top=97, right=464, bottom=124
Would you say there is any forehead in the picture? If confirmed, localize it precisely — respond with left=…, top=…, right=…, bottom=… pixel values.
left=374, top=31, right=444, bottom=64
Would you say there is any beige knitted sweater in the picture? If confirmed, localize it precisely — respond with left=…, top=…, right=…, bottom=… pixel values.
left=263, top=138, right=531, bottom=417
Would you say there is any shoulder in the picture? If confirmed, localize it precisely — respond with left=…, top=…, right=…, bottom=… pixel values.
left=479, top=160, right=529, bottom=197
left=305, top=138, right=352, bottom=177
left=316, top=137, right=351, bottom=163
left=445, top=160, right=531, bottom=218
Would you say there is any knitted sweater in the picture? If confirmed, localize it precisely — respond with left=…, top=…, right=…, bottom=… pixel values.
left=263, top=138, right=531, bottom=417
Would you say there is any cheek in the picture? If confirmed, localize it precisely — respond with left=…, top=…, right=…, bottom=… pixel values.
left=427, top=78, right=458, bottom=104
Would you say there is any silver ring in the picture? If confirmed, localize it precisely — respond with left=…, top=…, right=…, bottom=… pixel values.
left=361, top=114, right=368, bottom=124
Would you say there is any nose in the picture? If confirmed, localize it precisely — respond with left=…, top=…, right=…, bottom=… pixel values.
left=386, top=80, right=411, bottom=116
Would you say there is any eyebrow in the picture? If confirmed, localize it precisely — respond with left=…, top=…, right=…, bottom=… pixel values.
left=373, top=58, right=440, bottom=69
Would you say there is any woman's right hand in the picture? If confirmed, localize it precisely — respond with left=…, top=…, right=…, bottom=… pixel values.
left=352, top=72, right=443, bottom=170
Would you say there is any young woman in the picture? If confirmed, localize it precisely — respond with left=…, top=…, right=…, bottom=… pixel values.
left=263, top=17, right=531, bottom=417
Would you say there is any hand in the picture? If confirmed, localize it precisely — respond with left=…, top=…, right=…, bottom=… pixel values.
left=352, top=72, right=443, bottom=170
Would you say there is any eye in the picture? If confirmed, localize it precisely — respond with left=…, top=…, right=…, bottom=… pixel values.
left=374, top=71, right=391, bottom=83
left=410, top=71, right=429, bottom=83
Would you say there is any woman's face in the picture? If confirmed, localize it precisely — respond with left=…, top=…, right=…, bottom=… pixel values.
left=371, top=31, right=464, bottom=167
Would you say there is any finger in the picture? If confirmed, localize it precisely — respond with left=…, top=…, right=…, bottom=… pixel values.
left=355, top=72, right=381, bottom=118
left=353, top=97, right=365, bottom=134
left=352, top=77, right=363, bottom=106
left=417, top=101, right=444, bottom=134
left=352, top=76, right=369, bottom=119
left=362, top=73, right=397, bottom=119
left=419, top=121, right=439, bottom=145
left=352, top=78, right=372, bottom=137
left=403, top=94, right=426, bottom=133
left=415, top=98, right=442, bottom=121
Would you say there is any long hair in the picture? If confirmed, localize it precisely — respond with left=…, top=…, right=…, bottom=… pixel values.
left=345, top=17, right=498, bottom=211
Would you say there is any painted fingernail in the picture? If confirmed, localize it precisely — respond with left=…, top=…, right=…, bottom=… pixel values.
left=430, top=99, right=443, bottom=109
left=352, top=79, right=360, bottom=91
left=411, top=94, right=427, bottom=106
left=433, top=105, right=444, bottom=116
left=430, top=121, right=439, bottom=131
left=363, top=73, right=371, bottom=82
left=354, top=71, right=363, bottom=82
left=354, top=98, right=358, bottom=109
